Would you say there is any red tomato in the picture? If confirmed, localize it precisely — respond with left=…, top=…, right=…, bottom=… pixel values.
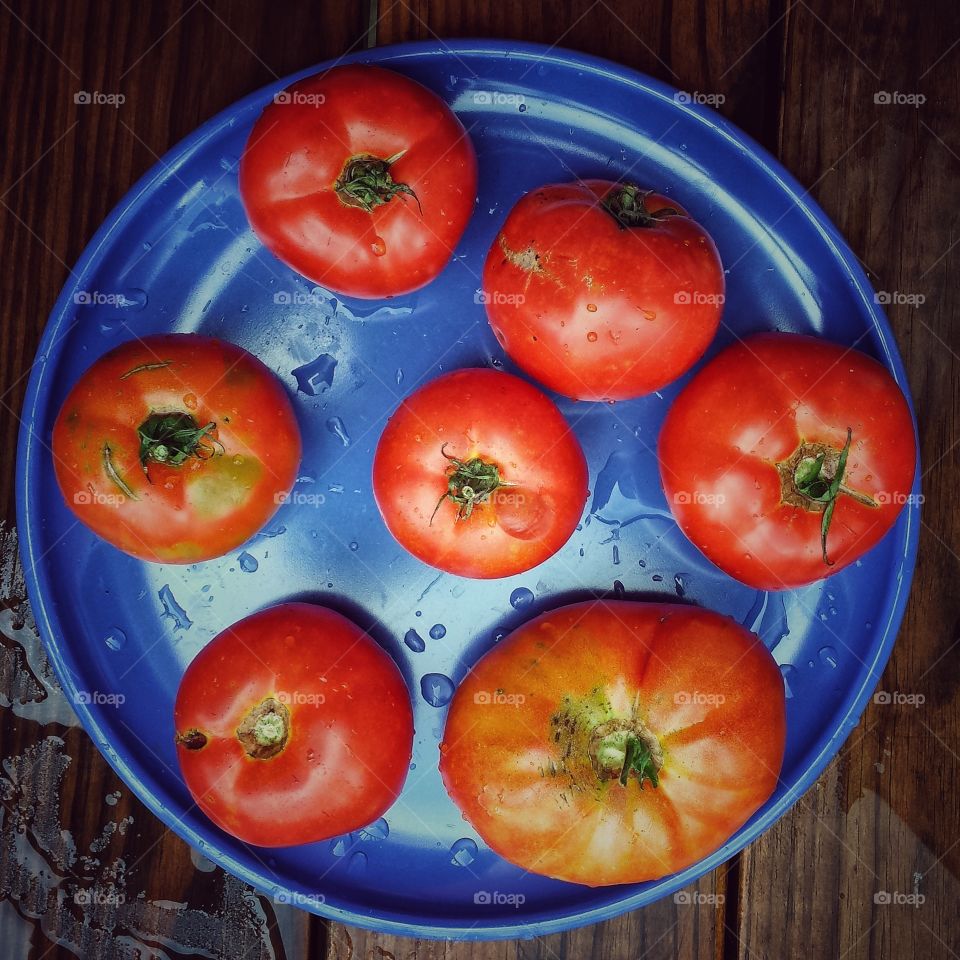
left=372, top=369, right=588, bottom=578
left=659, top=333, right=917, bottom=589
left=440, top=601, right=785, bottom=885
left=483, top=180, right=724, bottom=400
left=239, top=64, right=477, bottom=299
left=174, top=603, right=413, bottom=847
left=52, top=334, right=301, bottom=563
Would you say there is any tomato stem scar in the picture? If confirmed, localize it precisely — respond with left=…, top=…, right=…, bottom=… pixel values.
left=236, top=697, right=291, bottom=760
left=175, top=728, right=208, bottom=750
left=120, top=359, right=173, bottom=380
left=430, top=443, right=517, bottom=523
left=102, top=443, right=140, bottom=501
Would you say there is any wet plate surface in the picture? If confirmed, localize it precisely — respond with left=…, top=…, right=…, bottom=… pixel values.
left=16, top=41, right=919, bottom=939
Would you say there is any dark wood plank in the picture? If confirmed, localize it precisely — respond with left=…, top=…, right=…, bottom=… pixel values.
left=0, top=1, right=369, bottom=956
left=736, top=0, right=960, bottom=957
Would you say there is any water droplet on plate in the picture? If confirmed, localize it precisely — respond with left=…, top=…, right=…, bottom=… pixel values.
left=420, top=673, right=454, bottom=707
left=450, top=837, right=478, bottom=866
left=509, top=587, right=534, bottom=610
left=158, top=584, right=192, bottom=631
left=292, top=353, right=337, bottom=396
left=104, top=628, right=126, bottom=651
left=238, top=551, right=259, bottom=573
left=818, top=646, right=838, bottom=669
left=403, top=628, right=425, bottom=652
left=358, top=818, right=389, bottom=841
left=780, top=663, right=797, bottom=698
left=326, top=416, right=351, bottom=446
left=429, top=623, right=446, bottom=640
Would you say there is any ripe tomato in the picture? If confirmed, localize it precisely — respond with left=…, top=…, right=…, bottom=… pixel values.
left=658, top=333, right=917, bottom=589
left=239, top=64, right=477, bottom=299
left=482, top=180, right=724, bottom=400
left=372, top=369, right=587, bottom=578
left=440, top=601, right=785, bottom=885
left=174, top=603, right=413, bottom=847
left=52, top=334, right=301, bottom=563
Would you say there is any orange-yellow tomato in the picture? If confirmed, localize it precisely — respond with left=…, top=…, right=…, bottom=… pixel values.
left=440, top=601, right=786, bottom=886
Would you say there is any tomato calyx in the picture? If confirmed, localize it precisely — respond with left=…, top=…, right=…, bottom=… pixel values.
left=601, top=184, right=679, bottom=230
left=137, top=412, right=222, bottom=475
left=430, top=443, right=517, bottom=523
left=334, top=151, right=421, bottom=214
left=776, top=427, right=878, bottom=565
left=550, top=690, right=663, bottom=792
left=236, top=697, right=291, bottom=760
left=590, top=719, right=663, bottom=789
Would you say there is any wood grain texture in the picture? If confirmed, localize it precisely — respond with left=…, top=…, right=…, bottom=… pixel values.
left=1, top=0, right=957, bottom=958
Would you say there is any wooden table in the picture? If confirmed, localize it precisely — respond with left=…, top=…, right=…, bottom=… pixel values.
left=1, top=1, right=957, bottom=957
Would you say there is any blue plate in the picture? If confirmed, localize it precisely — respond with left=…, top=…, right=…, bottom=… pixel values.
left=17, top=40, right=920, bottom=939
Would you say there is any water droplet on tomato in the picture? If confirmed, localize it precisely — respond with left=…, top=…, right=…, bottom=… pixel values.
left=586, top=331, right=598, bottom=342
left=183, top=393, right=198, bottom=410
left=450, top=838, right=478, bottom=866
left=586, top=303, right=598, bottom=313
left=641, top=308, right=657, bottom=320
left=429, top=623, right=446, bottom=640
left=509, top=587, right=534, bottom=610
left=420, top=673, right=454, bottom=707
left=371, top=237, right=387, bottom=257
